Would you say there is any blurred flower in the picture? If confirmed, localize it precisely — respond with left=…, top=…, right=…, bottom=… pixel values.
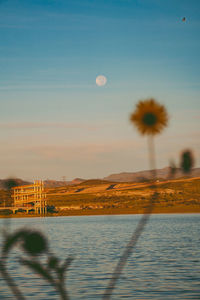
left=22, top=231, right=48, bottom=256
left=4, top=178, right=19, bottom=190
left=180, top=150, right=194, bottom=173
left=130, top=98, right=168, bottom=135
left=48, top=256, right=59, bottom=269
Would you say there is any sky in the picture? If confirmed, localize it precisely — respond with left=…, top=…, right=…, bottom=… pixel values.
left=0, top=0, right=200, bottom=181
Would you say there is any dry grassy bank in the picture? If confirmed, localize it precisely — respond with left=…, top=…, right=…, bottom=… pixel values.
left=47, top=177, right=200, bottom=215
left=0, top=177, right=200, bottom=218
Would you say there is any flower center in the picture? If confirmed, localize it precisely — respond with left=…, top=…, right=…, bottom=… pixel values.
left=143, top=113, right=157, bottom=126
left=23, top=231, right=48, bottom=255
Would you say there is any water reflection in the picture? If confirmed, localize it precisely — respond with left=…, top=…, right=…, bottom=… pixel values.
left=0, top=214, right=200, bottom=299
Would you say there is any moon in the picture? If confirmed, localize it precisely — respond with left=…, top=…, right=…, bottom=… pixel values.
left=96, top=75, right=107, bottom=86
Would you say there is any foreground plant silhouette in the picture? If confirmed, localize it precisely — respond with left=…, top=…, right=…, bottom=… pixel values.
left=180, top=149, right=194, bottom=173
left=0, top=99, right=181, bottom=300
left=169, top=149, right=195, bottom=178
left=0, top=100, right=196, bottom=299
left=0, top=98, right=169, bottom=300
left=0, top=229, right=73, bottom=300
left=103, top=98, right=168, bottom=299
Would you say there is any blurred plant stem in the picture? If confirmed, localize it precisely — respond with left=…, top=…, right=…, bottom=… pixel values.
left=0, top=260, right=26, bottom=300
left=103, top=135, right=157, bottom=300
left=0, top=229, right=72, bottom=300
left=147, top=135, right=156, bottom=174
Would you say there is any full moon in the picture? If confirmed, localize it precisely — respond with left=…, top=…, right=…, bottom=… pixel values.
left=96, top=75, right=107, bottom=86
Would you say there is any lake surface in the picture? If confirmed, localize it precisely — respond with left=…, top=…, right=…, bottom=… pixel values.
left=0, top=214, right=200, bottom=299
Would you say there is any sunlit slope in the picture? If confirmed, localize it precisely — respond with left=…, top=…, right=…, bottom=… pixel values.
left=46, top=177, right=200, bottom=213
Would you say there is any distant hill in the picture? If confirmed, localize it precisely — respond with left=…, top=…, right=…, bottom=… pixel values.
left=103, top=167, right=200, bottom=182
left=44, top=178, right=86, bottom=188
left=70, top=178, right=86, bottom=185
left=0, top=167, right=200, bottom=190
left=78, top=179, right=111, bottom=186
left=0, top=178, right=86, bottom=189
left=43, top=180, right=69, bottom=188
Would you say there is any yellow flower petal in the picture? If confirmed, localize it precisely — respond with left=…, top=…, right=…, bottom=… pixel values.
left=130, top=98, right=168, bottom=135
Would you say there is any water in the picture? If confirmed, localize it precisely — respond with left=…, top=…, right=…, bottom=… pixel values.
left=0, top=214, right=200, bottom=299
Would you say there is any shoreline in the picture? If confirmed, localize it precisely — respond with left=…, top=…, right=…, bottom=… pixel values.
left=1, top=206, right=200, bottom=218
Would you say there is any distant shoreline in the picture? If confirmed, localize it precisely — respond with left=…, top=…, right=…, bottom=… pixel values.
left=1, top=177, right=199, bottom=219
left=1, top=206, right=200, bottom=218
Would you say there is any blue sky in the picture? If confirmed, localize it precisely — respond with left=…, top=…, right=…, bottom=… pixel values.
left=0, top=0, right=199, bottom=180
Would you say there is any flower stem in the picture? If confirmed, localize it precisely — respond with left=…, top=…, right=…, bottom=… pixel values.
left=0, top=260, right=26, bottom=300
left=147, top=135, right=156, bottom=177
left=56, top=282, right=69, bottom=300
left=103, top=136, right=157, bottom=300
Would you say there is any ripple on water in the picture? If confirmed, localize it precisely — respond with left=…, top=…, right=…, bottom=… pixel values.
left=0, top=214, right=200, bottom=299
